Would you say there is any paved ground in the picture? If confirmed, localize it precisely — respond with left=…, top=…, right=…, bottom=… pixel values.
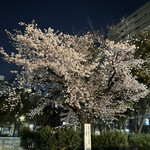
left=0, top=145, right=25, bottom=150
left=0, top=145, right=24, bottom=150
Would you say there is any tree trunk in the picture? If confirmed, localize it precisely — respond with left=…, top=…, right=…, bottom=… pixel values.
left=138, top=112, right=147, bottom=133
left=80, top=121, right=84, bottom=134
left=91, top=124, right=96, bottom=134
left=13, top=120, right=17, bottom=137
left=78, top=113, right=93, bottom=132
left=98, top=125, right=101, bottom=133
left=134, top=111, right=139, bottom=134
left=122, top=118, right=126, bottom=131
left=118, top=121, right=122, bottom=130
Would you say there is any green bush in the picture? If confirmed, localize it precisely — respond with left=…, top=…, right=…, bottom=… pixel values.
left=144, top=126, right=150, bottom=133
left=128, top=133, right=150, bottom=150
left=19, top=127, right=40, bottom=150
left=91, top=133, right=101, bottom=150
left=38, top=126, right=57, bottom=150
left=55, top=127, right=82, bottom=150
left=147, top=126, right=150, bottom=134
left=95, top=130, right=128, bottom=150
left=19, top=126, right=82, bottom=150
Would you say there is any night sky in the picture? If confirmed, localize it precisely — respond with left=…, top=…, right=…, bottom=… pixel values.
left=0, top=0, right=149, bottom=80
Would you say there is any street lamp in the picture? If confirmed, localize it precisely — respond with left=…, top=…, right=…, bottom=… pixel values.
left=19, top=116, right=25, bottom=122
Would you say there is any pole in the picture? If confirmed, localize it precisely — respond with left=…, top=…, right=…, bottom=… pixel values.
left=84, top=124, right=91, bottom=150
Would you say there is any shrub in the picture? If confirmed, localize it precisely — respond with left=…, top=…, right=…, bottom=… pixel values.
left=143, top=126, right=150, bottom=133
left=147, top=126, right=150, bottom=134
left=19, top=127, right=40, bottom=150
left=98, top=130, right=128, bottom=150
left=128, top=133, right=150, bottom=150
left=91, top=133, right=101, bottom=150
left=38, top=126, right=57, bottom=150
left=55, top=127, right=82, bottom=150
left=20, top=126, right=82, bottom=150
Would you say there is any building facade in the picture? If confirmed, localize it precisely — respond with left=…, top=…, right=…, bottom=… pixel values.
left=0, top=75, right=10, bottom=94
left=108, top=2, right=150, bottom=133
left=108, top=1, right=150, bottom=41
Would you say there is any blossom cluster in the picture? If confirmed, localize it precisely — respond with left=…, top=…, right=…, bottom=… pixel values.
left=0, top=22, right=149, bottom=123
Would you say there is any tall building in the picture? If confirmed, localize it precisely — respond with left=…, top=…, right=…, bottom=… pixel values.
left=0, top=75, right=10, bottom=92
left=0, top=75, right=5, bottom=81
left=108, top=2, right=150, bottom=132
left=108, top=1, right=150, bottom=41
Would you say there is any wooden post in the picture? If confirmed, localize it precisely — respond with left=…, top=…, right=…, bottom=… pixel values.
left=84, top=124, right=91, bottom=150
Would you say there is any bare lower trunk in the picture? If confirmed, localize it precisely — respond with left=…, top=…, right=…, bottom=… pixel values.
left=78, top=113, right=93, bottom=131
left=92, top=124, right=96, bottom=134
left=13, top=120, right=17, bottom=137
left=118, top=121, right=122, bottom=130
left=79, top=117, right=93, bottom=134
left=138, top=112, right=147, bottom=133
left=134, top=112, right=139, bottom=134
left=122, top=118, right=126, bottom=131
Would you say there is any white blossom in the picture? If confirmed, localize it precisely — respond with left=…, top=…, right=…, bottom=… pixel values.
left=0, top=22, right=149, bottom=124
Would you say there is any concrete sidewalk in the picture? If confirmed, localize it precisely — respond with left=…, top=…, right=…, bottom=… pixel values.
left=0, top=145, right=24, bottom=150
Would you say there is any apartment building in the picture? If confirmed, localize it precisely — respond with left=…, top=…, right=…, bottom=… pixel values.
left=0, top=75, right=10, bottom=93
left=108, top=1, right=150, bottom=41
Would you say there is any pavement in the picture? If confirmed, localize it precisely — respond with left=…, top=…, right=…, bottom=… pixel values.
left=0, top=145, right=24, bottom=150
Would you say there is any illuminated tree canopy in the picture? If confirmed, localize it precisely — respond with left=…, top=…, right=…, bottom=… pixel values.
left=0, top=22, right=149, bottom=125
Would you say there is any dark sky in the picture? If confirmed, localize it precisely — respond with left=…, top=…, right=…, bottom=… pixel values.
left=0, top=0, right=150, bottom=80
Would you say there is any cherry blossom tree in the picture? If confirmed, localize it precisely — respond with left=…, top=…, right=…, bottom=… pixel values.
left=0, top=22, right=149, bottom=129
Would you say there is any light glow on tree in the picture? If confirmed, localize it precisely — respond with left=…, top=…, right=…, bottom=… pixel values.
left=0, top=22, right=149, bottom=126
